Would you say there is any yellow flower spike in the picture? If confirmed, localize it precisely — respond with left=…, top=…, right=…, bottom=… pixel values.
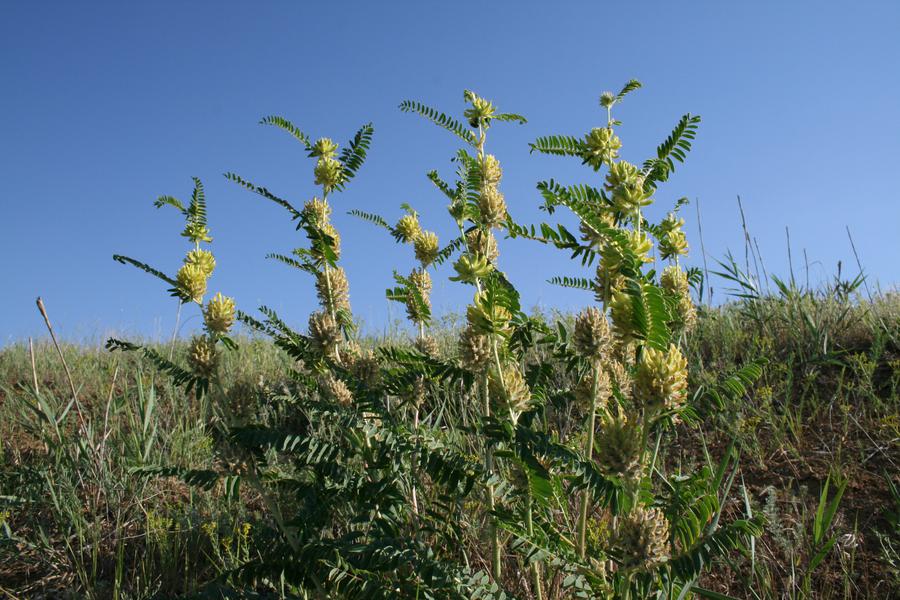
left=574, top=367, right=611, bottom=411
left=612, top=175, right=653, bottom=214
left=584, top=127, right=622, bottom=169
left=605, top=357, right=633, bottom=399
left=182, top=222, right=213, bottom=244
left=188, top=335, right=218, bottom=377
left=311, top=137, right=339, bottom=159
left=317, top=223, right=341, bottom=260
left=477, top=184, right=507, bottom=227
left=415, top=335, right=440, bottom=359
left=450, top=253, right=493, bottom=284
left=318, top=372, right=353, bottom=406
left=660, top=266, right=697, bottom=333
left=466, top=228, right=499, bottom=263
left=185, top=249, right=216, bottom=277
left=308, top=311, right=342, bottom=357
left=595, top=415, right=644, bottom=481
left=634, top=343, right=688, bottom=415
left=314, top=157, right=343, bottom=191
left=316, top=266, right=351, bottom=313
left=604, top=161, right=639, bottom=192
left=346, top=346, right=381, bottom=387
left=413, top=231, right=440, bottom=266
left=488, top=364, right=532, bottom=420
left=599, top=91, right=616, bottom=109
left=176, top=263, right=208, bottom=304
left=578, top=211, right=616, bottom=250
left=204, top=292, right=236, bottom=334
left=481, top=154, right=503, bottom=186
left=303, top=197, right=331, bottom=226
left=609, top=289, right=637, bottom=344
left=405, top=268, right=432, bottom=323
left=464, top=94, right=496, bottom=128
left=611, top=506, right=671, bottom=571
left=625, top=230, right=655, bottom=264
left=458, top=324, right=492, bottom=373
left=394, top=213, right=422, bottom=243
left=573, top=306, right=612, bottom=364
left=465, top=293, right=512, bottom=337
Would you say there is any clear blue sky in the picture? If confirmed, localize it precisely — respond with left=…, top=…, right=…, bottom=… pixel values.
left=2, top=1, right=898, bottom=345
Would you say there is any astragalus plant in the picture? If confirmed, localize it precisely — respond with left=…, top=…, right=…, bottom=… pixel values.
left=109, top=81, right=763, bottom=599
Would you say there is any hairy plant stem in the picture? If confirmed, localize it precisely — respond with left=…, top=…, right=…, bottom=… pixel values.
left=577, top=360, right=603, bottom=558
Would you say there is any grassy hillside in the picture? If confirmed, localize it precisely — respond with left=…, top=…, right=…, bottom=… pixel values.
left=1, top=291, right=897, bottom=599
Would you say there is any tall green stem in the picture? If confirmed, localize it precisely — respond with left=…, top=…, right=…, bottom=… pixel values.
left=526, top=489, right=544, bottom=600
left=577, top=361, right=602, bottom=558
left=482, top=372, right=501, bottom=581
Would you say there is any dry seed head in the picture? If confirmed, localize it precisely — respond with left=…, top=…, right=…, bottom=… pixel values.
left=303, top=197, right=331, bottom=226
left=595, top=416, right=644, bottom=481
left=314, top=157, right=343, bottom=190
left=584, top=127, right=622, bottom=168
left=466, top=228, right=499, bottom=263
left=318, top=372, right=353, bottom=406
left=308, top=311, right=342, bottom=357
left=176, top=263, right=209, bottom=304
left=189, top=335, right=218, bottom=377
left=185, top=249, right=216, bottom=277
left=458, top=324, right=492, bottom=373
left=311, top=137, right=338, bottom=159
left=394, top=213, right=422, bottom=243
left=612, top=506, right=671, bottom=571
left=477, top=184, right=507, bottom=227
left=573, top=306, right=612, bottom=363
left=413, top=230, right=440, bottom=266
left=204, top=292, right=236, bottom=334
left=635, top=344, right=688, bottom=415
left=316, top=267, right=351, bottom=314
left=481, top=154, right=503, bottom=186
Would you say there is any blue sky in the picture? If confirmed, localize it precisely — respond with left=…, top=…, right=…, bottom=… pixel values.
left=2, top=1, right=898, bottom=344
